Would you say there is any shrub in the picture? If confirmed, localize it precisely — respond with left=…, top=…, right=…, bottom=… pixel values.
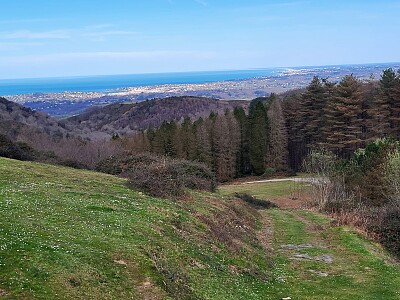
left=365, top=204, right=400, bottom=258
left=126, top=160, right=185, bottom=198
left=0, top=134, right=35, bottom=161
left=384, top=150, right=400, bottom=203
left=378, top=205, right=400, bottom=257
left=306, top=140, right=400, bottom=258
left=171, top=160, right=216, bottom=192
left=95, top=156, right=124, bottom=175
left=97, top=153, right=216, bottom=198
left=263, top=167, right=276, bottom=177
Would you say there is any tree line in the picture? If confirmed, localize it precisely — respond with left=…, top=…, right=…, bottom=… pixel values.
left=124, top=95, right=288, bottom=182
left=123, top=68, right=400, bottom=180
left=284, top=68, right=400, bottom=170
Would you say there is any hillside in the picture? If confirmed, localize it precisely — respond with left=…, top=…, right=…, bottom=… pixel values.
left=1, top=158, right=399, bottom=299
left=0, top=97, right=69, bottom=140
left=63, top=96, right=249, bottom=138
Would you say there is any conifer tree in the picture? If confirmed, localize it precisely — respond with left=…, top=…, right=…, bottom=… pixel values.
left=213, top=113, right=239, bottom=181
left=298, top=76, right=330, bottom=146
left=177, top=117, right=196, bottom=160
left=324, top=75, right=365, bottom=158
left=266, top=94, right=288, bottom=171
left=233, top=107, right=251, bottom=176
left=195, top=117, right=213, bottom=168
left=378, top=68, right=400, bottom=139
left=248, top=100, right=269, bottom=175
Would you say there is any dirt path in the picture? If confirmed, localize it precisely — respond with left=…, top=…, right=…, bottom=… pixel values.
left=242, top=177, right=324, bottom=184
left=259, top=208, right=400, bottom=299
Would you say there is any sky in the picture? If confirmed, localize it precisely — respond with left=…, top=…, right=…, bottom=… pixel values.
left=0, top=0, right=399, bottom=79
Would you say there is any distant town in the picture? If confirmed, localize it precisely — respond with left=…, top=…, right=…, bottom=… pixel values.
left=5, top=63, right=400, bottom=117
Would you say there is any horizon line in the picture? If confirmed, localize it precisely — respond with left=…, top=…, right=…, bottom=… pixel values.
left=0, top=61, right=399, bottom=82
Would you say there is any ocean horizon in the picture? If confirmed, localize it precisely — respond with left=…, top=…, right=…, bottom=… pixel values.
left=0, top=68, right=284, bottom=96
left=0, top=62, right=398, bottom=96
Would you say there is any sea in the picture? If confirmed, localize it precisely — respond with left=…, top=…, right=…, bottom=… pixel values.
left=1, top=63, right=399, bottom=96
left=0, top=68, right=285, bottom=96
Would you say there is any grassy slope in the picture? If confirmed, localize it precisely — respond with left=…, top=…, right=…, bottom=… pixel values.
left=0, top=158, right=399, bottom=299
left=0, top=158, right=269, bottom=299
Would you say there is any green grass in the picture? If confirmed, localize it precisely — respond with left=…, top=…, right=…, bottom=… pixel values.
left=1, top=158, right=399, bottom=299
left=219, top=180, right=305, bottom=199
left=221, top=180, right=400, bottom=299
left=0, top=158, right=271, bottom=299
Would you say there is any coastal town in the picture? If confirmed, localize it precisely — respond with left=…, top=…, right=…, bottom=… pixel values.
left=5, top=63, right=399, bottom=117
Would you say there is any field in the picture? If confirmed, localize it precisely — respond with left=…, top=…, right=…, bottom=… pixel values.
left=0, top=158, right=399, bottom=299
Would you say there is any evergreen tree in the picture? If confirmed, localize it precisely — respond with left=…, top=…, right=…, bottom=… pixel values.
left=233, top=107, right=251, bottom=176
left=298, top=76, right=331, bottom=146
left=248, top=100, right=269, bottom=175
left=378, top=68, right=400, bottom=139
left=177, top=117, right=196, bottom=160
left=324, top=75, right=365, bottom=158
left=283, top=91, right=304, bottom=171
left=266, top=94, right=289, bottom=171
left=195, top=117, right=213, bottom=168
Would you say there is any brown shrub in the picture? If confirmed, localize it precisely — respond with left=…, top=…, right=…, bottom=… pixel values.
left=101, top=153, right=216, bottom=198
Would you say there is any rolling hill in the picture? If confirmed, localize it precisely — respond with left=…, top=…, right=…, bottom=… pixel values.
left=0, top=97, right=69, bottom=140
left=63, top=96, right=249, bottom=138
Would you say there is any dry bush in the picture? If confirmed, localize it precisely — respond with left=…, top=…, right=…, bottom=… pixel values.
left=102, top=153, right=216, bottom=198
left=302, top=148, right=351, bottom=210
left=17, top=129, right=123, bottom=169
left=126, top=160, right=185, bottom=198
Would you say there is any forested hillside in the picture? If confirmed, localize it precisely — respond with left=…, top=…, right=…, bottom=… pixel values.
left=63, top=96, right=249, bottom=138
left=2, top=69, right=400, bottom=179
left=123, top=68, right=400, bottom=181
left=0, top=97, right=69, bottom=140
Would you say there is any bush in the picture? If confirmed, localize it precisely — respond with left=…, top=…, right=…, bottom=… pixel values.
left=305, top=140, right=400, bottom=258
left=234, top=192, right=278, bottom=209
left=95, top=156, right=124, bottom=175
left=384, top=150, right=400, bottom=203
left=0, top=134, right=35, bottom=161
left=378, top=205, right=400, bottom=257
left=171, top=160, right=216, bottom=192
left=126, top=161, right=185, bottom=198
left=263, top=167, right=276, bottom=177
left=95, top=153, right=159, bottom=175
left=97, top=153, right=216, bottom=198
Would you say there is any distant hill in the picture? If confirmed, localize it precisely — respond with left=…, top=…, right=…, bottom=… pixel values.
left=1, top=96, right=249, bottom=141
left=0, top=97, right=69, bottom=140
left=63, top=96, right=249, bottom=138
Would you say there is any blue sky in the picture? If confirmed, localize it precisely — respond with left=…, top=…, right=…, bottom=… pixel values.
left=0, top=0, right=399, bottom=79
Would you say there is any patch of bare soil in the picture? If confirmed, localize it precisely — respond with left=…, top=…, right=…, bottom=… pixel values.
left=137, top=278, right=165, bottom=300
left=0, top=289, right=8, bottom=297
left=256, top=214, right=274, bottom=253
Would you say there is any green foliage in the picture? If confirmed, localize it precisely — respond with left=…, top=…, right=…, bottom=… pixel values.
left=248, top=100, right=269, bottom=175
left=0, top=134, right=35, bottom=161
left=263, top=167, right=277, bottom=177
left=377, top=205, right=400, bottom=257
